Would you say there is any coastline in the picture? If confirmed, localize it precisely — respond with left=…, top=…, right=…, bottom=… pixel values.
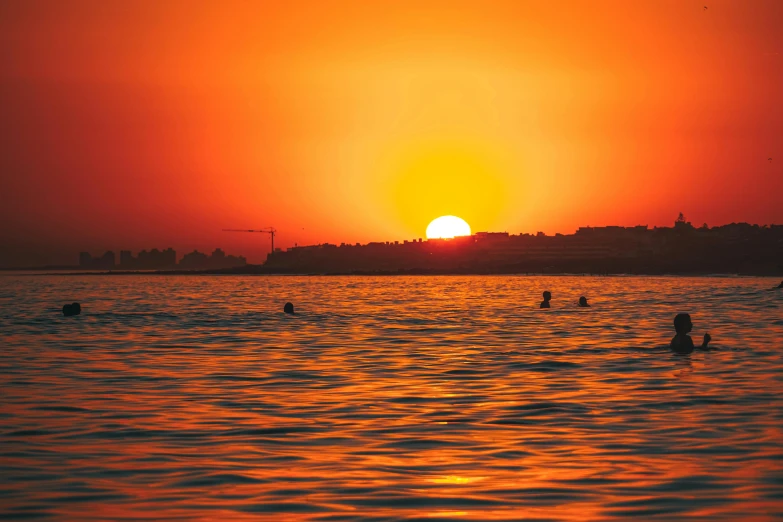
left=3, top=266, right=780, bottom=277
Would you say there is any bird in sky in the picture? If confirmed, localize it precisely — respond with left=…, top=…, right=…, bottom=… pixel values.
left=704, top=6, right=708, bottom=10
left=769, top=157, right=773, bottom=163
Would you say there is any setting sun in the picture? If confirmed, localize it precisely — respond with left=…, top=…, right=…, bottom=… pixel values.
left=426, top=216, right=471, bottom=239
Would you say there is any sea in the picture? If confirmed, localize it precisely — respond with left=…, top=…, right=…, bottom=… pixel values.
left=1, top=274, right=782, bottom=521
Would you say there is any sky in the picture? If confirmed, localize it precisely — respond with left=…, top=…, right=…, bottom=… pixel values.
left=1, top=0, right=781, bottom=266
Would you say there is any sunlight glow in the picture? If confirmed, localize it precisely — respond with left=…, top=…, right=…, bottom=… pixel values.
left=426, top=216, right=471, bottom=239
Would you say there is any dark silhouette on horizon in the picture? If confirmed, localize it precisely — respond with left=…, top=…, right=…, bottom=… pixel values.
left=120, top=248, right=176, bottom=270
left=79, top=251, right=116, bottom=270
left=540, top=291, right=551, bottom=309
left=178, top=248, right=247, bottom=270
left=79, top=248, right=246, bottom=271
left=62, top=303, right=81, bottom=316
left=260, top=215, right=783, bottom=276
left=284, top=302, right=295, bottom=314
left=670, top=313, right=711, bottom=355
left=38, top=215, right=778, bottom=275
left=578, top=296, right=590, bottom=307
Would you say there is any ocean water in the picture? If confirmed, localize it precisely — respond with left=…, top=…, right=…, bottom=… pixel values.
left=1, top=274, right=782, bottom=521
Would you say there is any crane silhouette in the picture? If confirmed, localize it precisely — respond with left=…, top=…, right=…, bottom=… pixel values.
left=223, top=228, right=277, bottom=255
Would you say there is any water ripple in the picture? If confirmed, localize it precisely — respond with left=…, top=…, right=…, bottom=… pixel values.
left=0, top=274, right=781, bottom=520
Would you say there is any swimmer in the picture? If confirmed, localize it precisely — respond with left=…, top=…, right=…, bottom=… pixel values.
left=540, top=291, right=551, bottom=309
left=578, top=296, right=590, bottom=307
left=670, top=313, right=711, bottom=355
left=62, top=302, right=81, bottom=316
left=283, top=302, right=295, bottom=314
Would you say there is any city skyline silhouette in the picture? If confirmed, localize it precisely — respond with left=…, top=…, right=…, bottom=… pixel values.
left=11, top=216, right=779, bottom=275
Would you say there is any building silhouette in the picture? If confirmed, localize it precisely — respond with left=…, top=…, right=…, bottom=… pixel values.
left=79, top=251, right=116, bottom=270
left=120, top=250, right=134, bottom=267
left=178, top=248, right=246, bottom=270
left=128, top=248, right=177, bottom=270
left=178, top=250, right=209, bottom=270
left=80, top=247, right=245, bottom=271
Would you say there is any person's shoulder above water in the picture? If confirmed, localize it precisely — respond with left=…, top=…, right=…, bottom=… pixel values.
left=670, top=333, right=695, bottom=355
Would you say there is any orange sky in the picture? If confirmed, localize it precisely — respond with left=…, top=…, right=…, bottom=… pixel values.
left=1, top=0, right=781, bottom=265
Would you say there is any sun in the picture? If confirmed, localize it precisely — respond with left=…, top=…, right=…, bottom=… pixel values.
left=426, top=215, right=471, bottom=239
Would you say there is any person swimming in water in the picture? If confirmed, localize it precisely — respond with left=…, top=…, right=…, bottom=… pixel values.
left=62, top=302, right=81, bottom=316
left=670, top=313, right=711, bottom=355
left=540, top=291, right=551, bottom=309
left=578, top=296, right=590, bottom=307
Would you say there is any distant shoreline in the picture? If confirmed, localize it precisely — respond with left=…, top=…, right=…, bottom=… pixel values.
left=7, top=221, right=781, bottom=277
left=1, top=267, right=780, bottom=277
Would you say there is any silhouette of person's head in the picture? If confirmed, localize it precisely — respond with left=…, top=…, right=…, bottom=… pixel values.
left=578, top=296, right=589, bottom=307
left=62, top=302, right=81, bottom=316
left=543, top=291, right=551, bottom=301
left=778, top=280, right=783, bottom=289
left=283, top=302, right=294, bottom=314
left=673, top=313, right=693, bottom=334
